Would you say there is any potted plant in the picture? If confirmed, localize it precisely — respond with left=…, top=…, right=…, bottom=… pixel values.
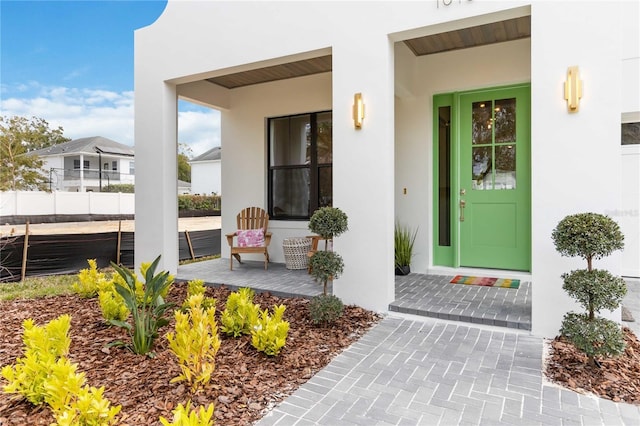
left=551, top=212, right=627, bottom=368
left=395, top=222, right=417, bottom=276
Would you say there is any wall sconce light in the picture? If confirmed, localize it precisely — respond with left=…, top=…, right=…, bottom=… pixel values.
left=564, top=66, right=582, bottom=112
left=353, top=93, right=365, bottom=129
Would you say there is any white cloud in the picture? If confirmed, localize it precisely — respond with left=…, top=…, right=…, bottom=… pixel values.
left=178, top=108, right=221, bottom=157
left=0, top=82, right=220, bottom=156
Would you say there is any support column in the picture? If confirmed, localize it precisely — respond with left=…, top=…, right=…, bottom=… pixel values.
left=134, top=80, right=179, bottom=274
left=331, top=35, right=396, bottom=313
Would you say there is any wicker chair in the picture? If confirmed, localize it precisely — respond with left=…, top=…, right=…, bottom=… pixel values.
left=225, top=207, right=272, bottom=270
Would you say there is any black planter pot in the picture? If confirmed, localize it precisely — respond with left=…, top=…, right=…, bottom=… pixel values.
left=395, top=265, right=411, bottom=276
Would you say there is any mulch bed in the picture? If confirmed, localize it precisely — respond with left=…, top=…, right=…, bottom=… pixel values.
left=544, top=327, right=640, bottom=404
left=0, top=284, right=381, bottom=425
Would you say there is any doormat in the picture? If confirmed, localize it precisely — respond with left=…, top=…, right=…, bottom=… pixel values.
left=450, top=275, right=520, bottom=289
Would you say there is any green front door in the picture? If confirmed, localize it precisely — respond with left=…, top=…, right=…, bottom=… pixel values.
left=459, top=86, right=530, bottom=270
left=433, top=85, right=531, bottom=271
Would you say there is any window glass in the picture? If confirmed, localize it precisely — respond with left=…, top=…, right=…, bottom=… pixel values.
left=270, top=115, right=310, bottom=167
left=622, top=122, right=640, bottom=145
left=438, top=106, right=451, bottom=247
left=269, top=111, right=332, bottom=219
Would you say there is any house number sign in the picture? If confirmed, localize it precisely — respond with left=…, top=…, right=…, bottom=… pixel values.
left=437, top=0, right=472, bottom=8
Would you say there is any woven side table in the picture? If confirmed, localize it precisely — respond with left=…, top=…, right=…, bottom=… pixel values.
left=283, top=237, right=312, bottom=270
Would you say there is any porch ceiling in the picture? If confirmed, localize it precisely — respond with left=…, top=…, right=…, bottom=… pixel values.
left=206, top=55, right=332, bottom=89
left=203, top=16, right=529, bottom=89
left=404, top=16, right=531, bottom=56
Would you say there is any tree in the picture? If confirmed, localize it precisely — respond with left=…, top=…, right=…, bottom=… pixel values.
left=0, top=116, right=70, bottom=191
left=178, top=143, right=192, bottom=183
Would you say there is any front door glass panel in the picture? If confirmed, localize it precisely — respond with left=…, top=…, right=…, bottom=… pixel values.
left=470, top=97, right=517, bottom=190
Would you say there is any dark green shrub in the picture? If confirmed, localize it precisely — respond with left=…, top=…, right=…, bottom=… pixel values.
left=309, top=251, right=344, bottom=296
left=103, top=184, right=134, bottom=193
left=178, top=194, right=221, bottom=211
left=552, top=212, right=624, bottom=269
left=308, top=207, right=348, bottom=296
left=552, top=212, right=626, bottom=367
left=308, top=207, right=348, bottom=240
left=309, top=294, right=344, bottom=326
left=562, top=269, right=627, bottom=319
left=560, top=313, right=626, bottom=361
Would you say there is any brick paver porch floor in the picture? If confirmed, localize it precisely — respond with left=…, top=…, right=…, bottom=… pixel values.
left=177, top=258, right=531, bottom=331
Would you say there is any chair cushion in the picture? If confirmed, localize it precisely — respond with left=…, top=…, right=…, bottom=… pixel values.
left=236, top=229, right=265, bottom=247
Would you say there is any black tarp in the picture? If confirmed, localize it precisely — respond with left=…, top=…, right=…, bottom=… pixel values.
left=0, top=229, right=220, bottom=282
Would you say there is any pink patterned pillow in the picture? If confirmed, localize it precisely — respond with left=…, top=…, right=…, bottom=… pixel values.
left=236, top=229, right=265, bottom=247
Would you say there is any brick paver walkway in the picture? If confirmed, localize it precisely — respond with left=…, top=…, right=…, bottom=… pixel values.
left=257, top=317, right=640, bottom=425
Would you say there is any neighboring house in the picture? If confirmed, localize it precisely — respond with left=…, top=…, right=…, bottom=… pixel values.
left=30, top=136, right=135, bottom=192
left=134, top=0, right=640, bottom=338
left=189, top=146, right=221, bottom=195
left=178, top=179, right=192, bottom=195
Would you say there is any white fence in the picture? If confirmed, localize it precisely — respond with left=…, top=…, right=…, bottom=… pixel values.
left=0, top=191, right=135, bottom=217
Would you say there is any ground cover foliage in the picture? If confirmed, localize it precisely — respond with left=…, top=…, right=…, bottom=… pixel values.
left=0, top=284, right=380, bottom=425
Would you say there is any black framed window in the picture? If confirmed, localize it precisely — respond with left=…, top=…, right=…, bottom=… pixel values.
left=268, top=111, right=332, bottom=219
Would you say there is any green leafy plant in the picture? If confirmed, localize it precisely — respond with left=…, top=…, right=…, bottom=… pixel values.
left=181, top=279, right=216, bottom=312
left=308, top=251, right=344, bottom=296
left=1, top=314, right=71, bottom=405
left=159, top=401, right=215, bottom=426
left=308, top=294, right=344, bottom=326
left=167, top=294, right=221, bottom=393
left=72, top=259, right=109, bottom=298
left=108, top=256, right=175, bottom=356
left=552, top=212, right=627, bottom=367
left=394, top=222, right=418, bottom=273
left=220, top=287, right=260, bottom=337
left=251, top=304, right=290, bottom=356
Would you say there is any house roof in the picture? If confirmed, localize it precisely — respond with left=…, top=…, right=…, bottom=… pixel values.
left=30, top=136, right=134, bottom=157
left=190, top=146, right=221, bottom=162
left=178, top=180, right=191, bottom=188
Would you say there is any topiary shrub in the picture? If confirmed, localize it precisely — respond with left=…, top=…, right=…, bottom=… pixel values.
left=308, top=207, right=348, bottom=296
left=551, top=212, right=626, bottom=367
left=309, top=251, right=344, bottom=296
left=308, top=207, right=348, bottom=240
left=308, top=294, right=344, bottom=326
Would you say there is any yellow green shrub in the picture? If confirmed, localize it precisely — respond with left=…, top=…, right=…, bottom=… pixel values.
left=44, top=357, right=86, bottom=413
left=181, top=279, right=216, bottom=312
left=97, top=283, right=130, bottom=322
left=1, top=314, right=72, bottom=405
left=72, top=259, right=109, bottom=298
left=159, top=401, right=215, bottom=426
left=167, top=294, right=220, bottom=393
left=251, top=304, right=289, bottom=356
left=54, top=385, right=121, bottom=426
left=220, top=287, right=259, bottom=337
left=1, top=314, right=120, bottom=425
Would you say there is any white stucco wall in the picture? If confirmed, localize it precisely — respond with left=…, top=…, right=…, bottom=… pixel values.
left=135, top=0, right=637, bottom=337
left=190, top=160, right=221, bottom=195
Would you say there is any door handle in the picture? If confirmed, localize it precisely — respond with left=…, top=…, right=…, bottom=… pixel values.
left=460, top=199, right=466, bottom=222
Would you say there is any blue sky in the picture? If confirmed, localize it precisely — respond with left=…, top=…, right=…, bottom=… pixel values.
left=1, top=0, right=220, bottom=156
